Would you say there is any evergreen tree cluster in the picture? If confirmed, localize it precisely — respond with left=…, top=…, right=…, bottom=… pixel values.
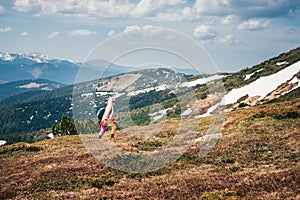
left=0, top=96, right=72, bottom=136
left=51, top=114, right=77, bottom=136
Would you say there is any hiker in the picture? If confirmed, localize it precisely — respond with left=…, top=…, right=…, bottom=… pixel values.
left=98, top=97, right=117, bottom=140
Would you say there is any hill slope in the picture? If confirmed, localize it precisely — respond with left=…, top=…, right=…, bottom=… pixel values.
left=0, top=98, right=299, bottom=199
left=0, top=79, right=65, bottom=101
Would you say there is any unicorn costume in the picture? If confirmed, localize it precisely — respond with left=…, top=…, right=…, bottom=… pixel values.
left=98, top=97, right=117, bottom=139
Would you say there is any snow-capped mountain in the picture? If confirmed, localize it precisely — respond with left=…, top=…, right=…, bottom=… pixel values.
left=0, top=52, right=77, bottom=65
left=0, top=52, right=50, bottom=63
left=0, top=52, right=81, bottom=84
left=0, top=52, right=134, bottom=84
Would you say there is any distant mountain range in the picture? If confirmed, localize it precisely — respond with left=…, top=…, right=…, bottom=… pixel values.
left=0, top=52, right=133, bottom=84
left=0, top=52, right=199, bottom=85
left=0, top=52, right=79, bottom=84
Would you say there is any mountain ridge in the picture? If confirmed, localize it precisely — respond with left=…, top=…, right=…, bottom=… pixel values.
left=0, top=52, right=200, bottom=85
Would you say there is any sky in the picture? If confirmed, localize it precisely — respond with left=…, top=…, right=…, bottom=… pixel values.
left=0, top=0, right=300, bottom=72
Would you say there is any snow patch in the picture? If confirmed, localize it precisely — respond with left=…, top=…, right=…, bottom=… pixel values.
left=18, top=82, right=45, bottom=89
left=181, top=108, right=192, bottom=116
left=276, top=61, right=288, bottom=66
left=290, top=76, right=300, bottom=84
left=196, top=102, right=221, bottom=118
left=0, top=140, right=7, bottom=146
left=41, top=87, right=52, bottom=91
left=27, top=53, right=52, bottom=63
left=47, top=133, right=55, bottom=139
left=244, top=68, right=263, bottom=81
left=81, top=93, right=93, bottom=98
left=199, top=61, right=300, bottom=117
left=0, top=52, right=14, bottom=61
left=288, top=76, right=300, bottom=92
left=44, top=113, right=52, bottom=119
left=180, top=75, right=224, bottom=87
left=127, top=84, right=169, bottom=96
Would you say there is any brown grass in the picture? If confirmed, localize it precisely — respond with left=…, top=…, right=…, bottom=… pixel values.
left=1, top=99, right=299, bottom=199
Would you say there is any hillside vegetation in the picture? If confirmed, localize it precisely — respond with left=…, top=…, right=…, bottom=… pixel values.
left=1, top=98, right=299, bottom=199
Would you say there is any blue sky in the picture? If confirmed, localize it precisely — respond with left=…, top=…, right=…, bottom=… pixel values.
left=0, top=0, right=300, bottom=72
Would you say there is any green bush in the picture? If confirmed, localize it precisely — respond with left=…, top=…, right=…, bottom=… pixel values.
left=238, top=102, right=248, bottom=108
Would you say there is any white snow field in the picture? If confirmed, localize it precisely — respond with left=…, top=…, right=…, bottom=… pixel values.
left=221, top=61, right=300, bottom=105
left=198, top=61, right=300, bottom=117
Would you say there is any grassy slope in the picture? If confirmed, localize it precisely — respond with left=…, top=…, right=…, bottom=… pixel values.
left=0, top=98, right=299, bottom=199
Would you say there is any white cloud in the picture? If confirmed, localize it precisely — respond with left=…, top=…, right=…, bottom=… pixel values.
left=68, top=29, right=97, bottom=36
left=0, top=5, right=4, bottom=14
left=193, top=0, right=300, bottom=19
left=123, top=25, right=142, bottom=33
left=193, top=25, right=241, bottom=44
left=119, top=25, right=177, bottom=41
left=221, top=15, right=237, bottom=25
left=130, top=0, right=187, bottom=18
left=122, top=25, right=165, bottom=37
left=193, top=0, right=231, bottom=15
left=21, top=32, right=28, bottom=36
left=83, top=0, right=135, bottom=18
left=12, top=0, right=190, bottom=20
left=13, top=0, right=135, bottom=18
left=13, top=0, right=42, bottom=14
left=0, top=27, right=12, bottom=33
left=194, top=25, right=217, bottom=41
left=10, top=0, right=300, bottom=23
left=154, top=7, right=199, bottom=22
left=218, top=34, right=239, bottom=44
left=48, top=32, right=60, bottom=39
left=108, top=30, right=116, bottom=37
left=130, top=0, right=153, bottom=17
left=123, top=25, right=161, bottom=35
left=238, top=18, right=270, bottom=31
